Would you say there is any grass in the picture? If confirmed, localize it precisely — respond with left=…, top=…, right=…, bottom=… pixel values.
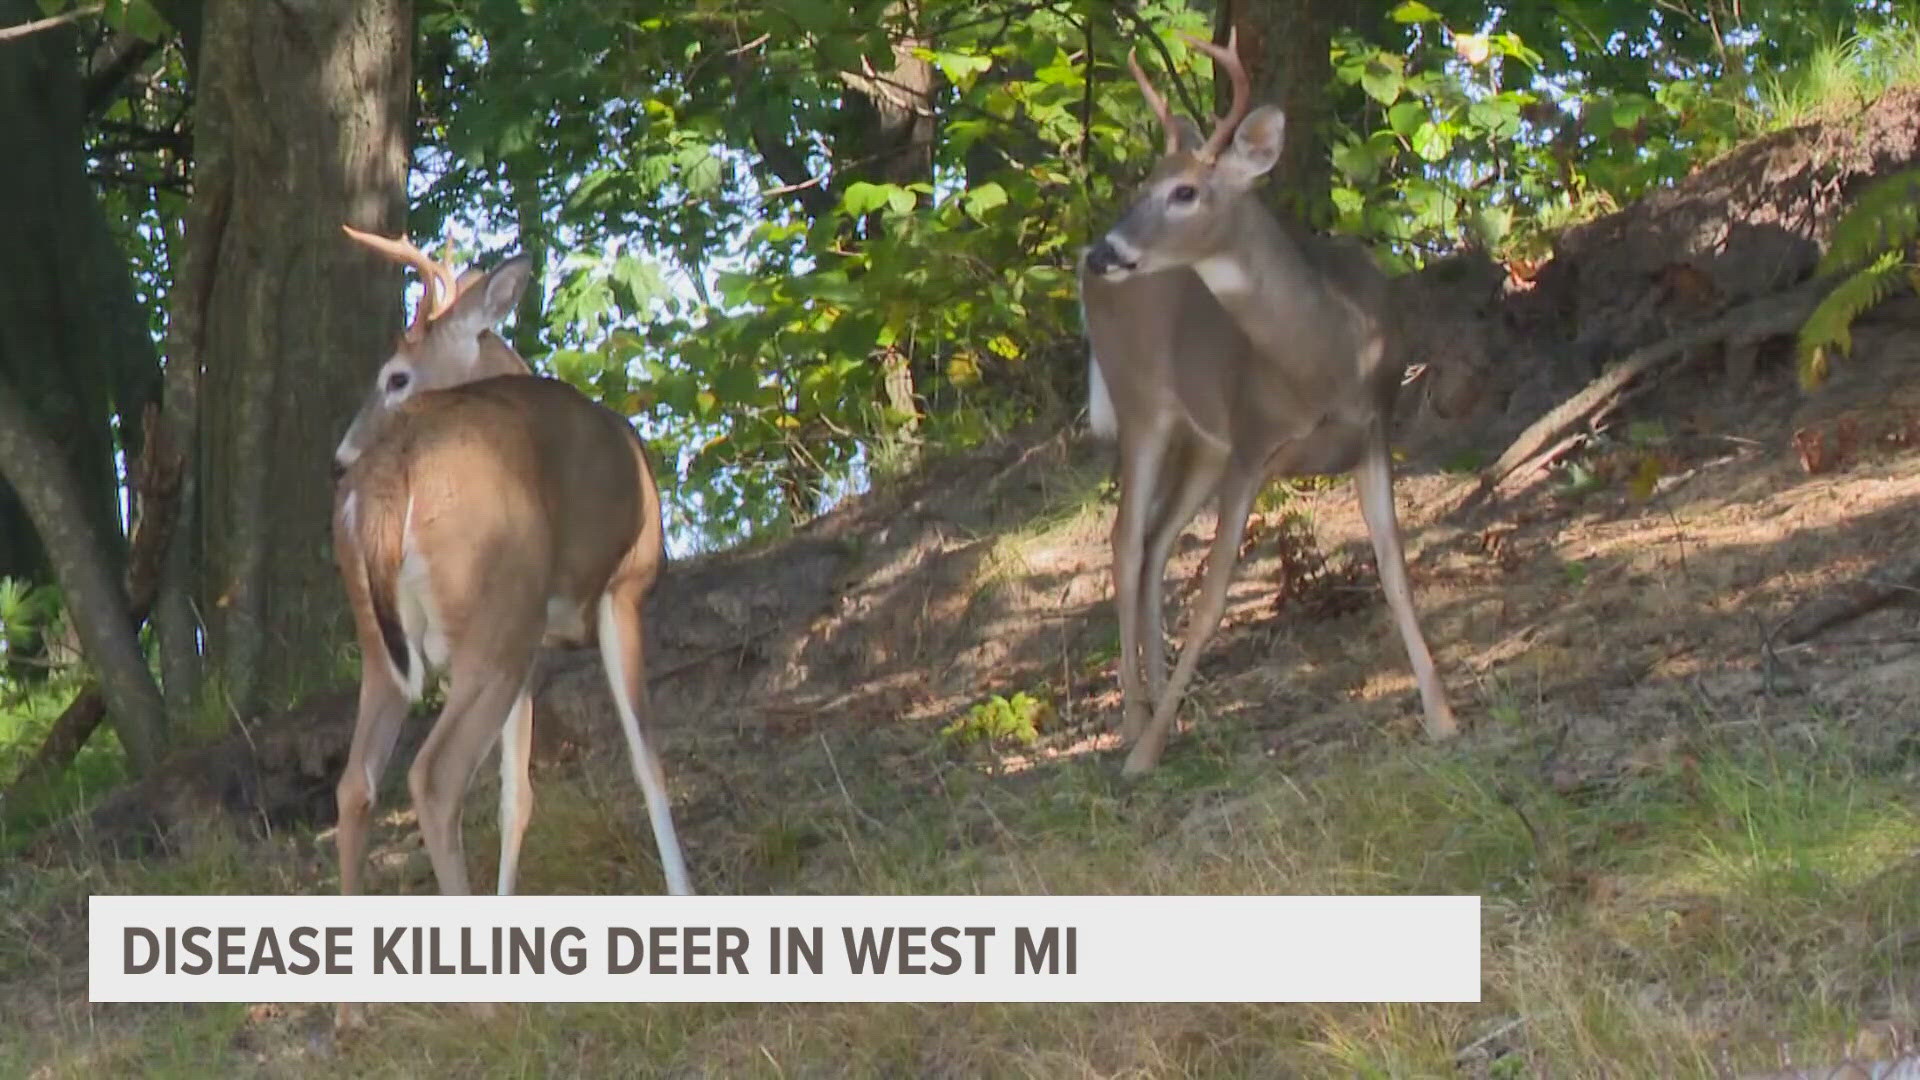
left=1752, top=23, right=1920, bottom=130
left=0, top=674, right=132, bottom=849
left=5, top=710, right=1915, bottom=1077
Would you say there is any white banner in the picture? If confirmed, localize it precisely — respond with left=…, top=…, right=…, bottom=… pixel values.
left=90, top=894, right=1480, bottom=1003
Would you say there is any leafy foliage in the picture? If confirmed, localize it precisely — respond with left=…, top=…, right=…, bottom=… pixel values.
left=62, top=0, right=1920, bottom=551
left=942, top=690, right=1051, bottom=749
left=1798, top=166, right=1920, bottom=386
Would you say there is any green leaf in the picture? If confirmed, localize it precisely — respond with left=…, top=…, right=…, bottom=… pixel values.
left=1388, top=101, right=1426, bottom=137
left=117, top=0, right=166, bottom=40
left=1390, top=1, right=1442, bottom=23
left=1411, top=120, right=1452, bottom=162
left=963, top=181, right=1008, bottom=217
left=1361, top=57, right=1404, bottom=106
left=1332, top=139, right=1379, bottom=183
left=886, top=186, right=916, bottom=215
left=1331, top=186, right=1366, bottom=218
left=842, top=181, right=889, bottom=217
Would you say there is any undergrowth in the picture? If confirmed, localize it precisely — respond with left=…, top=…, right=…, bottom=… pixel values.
left=5, top=716, right=1915, bottom=1078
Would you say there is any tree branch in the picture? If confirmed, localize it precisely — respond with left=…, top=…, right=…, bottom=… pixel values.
left=3, top=405, right=182, bottom=798
left=0, top=3, right=101, bottom=43
left=0, top=375, right=165, bottom=774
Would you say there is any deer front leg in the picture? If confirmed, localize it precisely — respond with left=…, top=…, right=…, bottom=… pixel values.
left=1354, top=436, right=1458, bottom=740
left=1112, top=425, right=1172, bottom=742
left=1139, top=439, right=1229, bottom=710
left=1126, top=466, right=1262, bottom=776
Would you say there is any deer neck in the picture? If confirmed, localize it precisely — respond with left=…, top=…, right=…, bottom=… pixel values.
left=1186, top=199, right=1334, bottom=358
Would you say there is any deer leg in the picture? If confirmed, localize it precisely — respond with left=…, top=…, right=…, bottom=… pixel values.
left=409, top=665, right=528, bottom=897
left=1112, top=424, right=1173, bottom=741
left=1354, top=436, right=1458, bottom=739
left=1126, top=466, right=1262, bottom=776
left=336, top=664, right=412, bottom=899
left=1139, top=438, right=1229, bottom=709
left=598, top=583, right=694, bottom=896
left=332, top=660, right=412, bottom=1034
left=494, top=685, right=535, bottom=895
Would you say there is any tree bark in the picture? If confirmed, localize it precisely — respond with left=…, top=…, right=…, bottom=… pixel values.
left=187, top=0, right=412, bottom=719
left=1223, top=0, right=1337, bottom=226
left=5, top=406, right=182, bottom=795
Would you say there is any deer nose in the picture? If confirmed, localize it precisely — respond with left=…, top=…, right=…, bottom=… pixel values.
left=330, top=456, right=348, bottom=481
left=1085, top=239, right=1137, bottom=277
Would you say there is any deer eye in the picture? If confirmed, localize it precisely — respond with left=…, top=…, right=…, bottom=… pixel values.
left=386, top=370, right=411, bottom=392
left=1170, top=183, right=1199, bottom=204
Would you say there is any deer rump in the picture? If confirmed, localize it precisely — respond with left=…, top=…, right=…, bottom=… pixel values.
left=334, top=374, right=653, bottom=697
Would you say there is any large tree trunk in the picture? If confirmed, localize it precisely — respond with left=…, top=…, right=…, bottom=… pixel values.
left=1223, top=0, right=1336, bottom=226
left=188, top=0, right=413, bottom=719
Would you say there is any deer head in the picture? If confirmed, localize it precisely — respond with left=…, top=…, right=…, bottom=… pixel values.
left=333, top=225, right=534, bottom=475
left=1083, top=30, right=1286, bottom=281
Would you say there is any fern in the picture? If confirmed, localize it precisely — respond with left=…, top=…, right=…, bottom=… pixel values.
left=1798, top=250, right=1908, bottom=387
left=1816, top=167, right=1920, bottom=277
left=1798, top=166, right=1920, bottom=388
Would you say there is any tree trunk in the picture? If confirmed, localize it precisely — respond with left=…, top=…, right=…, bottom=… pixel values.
left=0, top=381, right=165, bottom=773
left=1223, top=0, right=1336, bottom=226
left=189, top=0, right=412, bottom=719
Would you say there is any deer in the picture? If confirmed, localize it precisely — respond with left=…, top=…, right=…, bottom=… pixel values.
left=1080, top=30, right=1458, bottom=776
left=329, top=226, right=693, bottom=918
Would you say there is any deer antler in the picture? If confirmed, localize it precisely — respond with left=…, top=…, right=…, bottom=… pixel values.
left=1183, top=28, right=1251, bottom=166
left=340, top=225, right=459, bottom=341
left=1126, top=47, right=1181, bottom=156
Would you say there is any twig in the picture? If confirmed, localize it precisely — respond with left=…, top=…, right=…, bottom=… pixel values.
left=817, top=731, right=885, bottom=831
left=645, top=623, right=783, bottom=686
left=0, top=3, right=101, bottom=42
left=726, top=33, right=769, bottom=56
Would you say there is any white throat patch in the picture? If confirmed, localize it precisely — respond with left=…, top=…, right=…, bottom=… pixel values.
left=1192, top=255, right=1255, bottom=297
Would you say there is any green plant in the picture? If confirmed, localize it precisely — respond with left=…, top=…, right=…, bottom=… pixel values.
left=1797, top=166, right=1920, bottom=387
left=942, top=691, right=1052, bottom=748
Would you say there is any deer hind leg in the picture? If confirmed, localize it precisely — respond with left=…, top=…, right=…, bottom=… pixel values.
left=1126, top=465, right=1263, bottom=776
left=1354, top=434, right=1458, bottom=739
left=494, top=686, right=535, bottom=895
left=408, top=657, right=532, bottom=897
left=336, top=661, right=413, bottom=899
left=598, top=582, right=694, bottom=896
left=1138, top=436, right=1229, bottom=714
left=1112, top=422, right=1174, bottom=741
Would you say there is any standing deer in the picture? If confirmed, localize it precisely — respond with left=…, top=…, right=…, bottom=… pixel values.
left=1081, top=31, right=1458, bottom=775
left=330, top=226, right=692, bottom=907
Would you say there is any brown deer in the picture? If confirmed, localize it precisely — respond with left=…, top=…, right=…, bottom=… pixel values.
left=330, top=227, right=691, bottom=909
left=1081, top=31, right=1458, bottom=775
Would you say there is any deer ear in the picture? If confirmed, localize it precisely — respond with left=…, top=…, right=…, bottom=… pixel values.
left=444, top=254, right=533, bottom=338
left=1216, top=106, right=1285, bottom=189
left=1171, top=116, right=1205, bottom=153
